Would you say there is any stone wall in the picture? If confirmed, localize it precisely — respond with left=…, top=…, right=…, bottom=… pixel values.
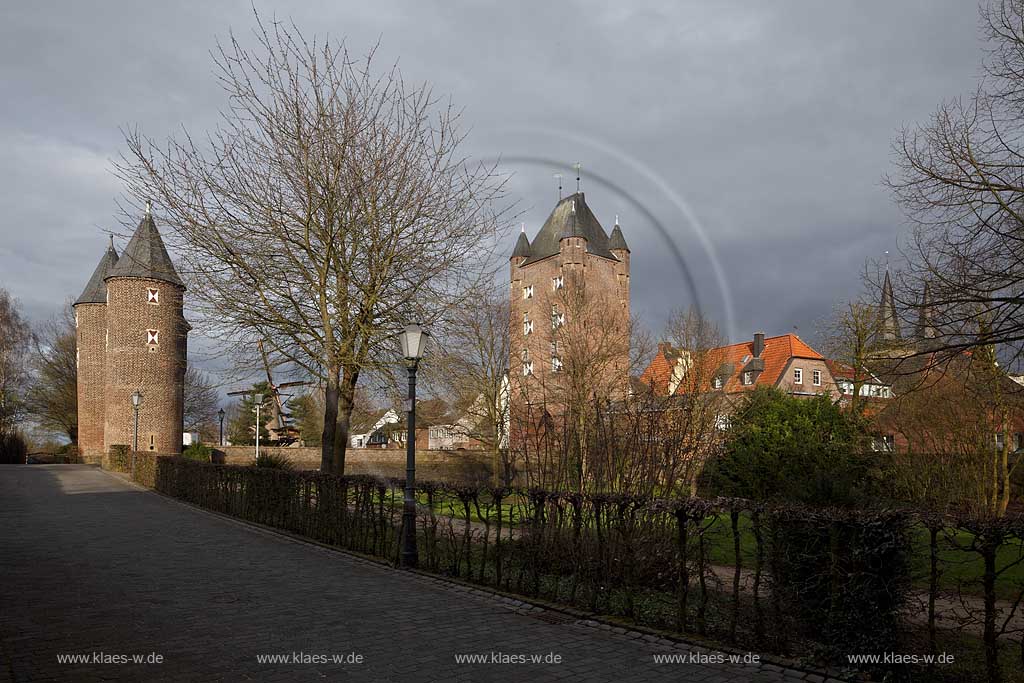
left=218, top=446, right=495, bottom=484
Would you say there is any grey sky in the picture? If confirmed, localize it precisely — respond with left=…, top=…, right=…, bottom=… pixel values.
left=0, top=1, right=983, bottom=358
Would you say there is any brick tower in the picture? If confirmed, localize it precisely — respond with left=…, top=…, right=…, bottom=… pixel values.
left=102, top=204, right=188, bottom=454
left=509, top=192, right=630, bottom=411
left=73, top=238, right=119, bottom=463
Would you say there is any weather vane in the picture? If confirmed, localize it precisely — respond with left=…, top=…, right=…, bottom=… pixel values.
left=554, top=173, right=563, bottom=200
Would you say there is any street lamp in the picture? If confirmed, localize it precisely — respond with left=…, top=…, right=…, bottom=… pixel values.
left=398, top=323, right=430, bottom=568
left=130, top=390, right=143, bottom=478
left=253, top=393, right=264, bottom=464
left=218, top=408, right=226, bottom=447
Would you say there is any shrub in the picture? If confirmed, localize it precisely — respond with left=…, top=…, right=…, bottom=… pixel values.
left=0, top=431, right=28, bottom=464
left=107, top=445, right=131, bottom=472
left=182, top=442, right=213, bottom=463
left=255, top=452, right=294, bottom=470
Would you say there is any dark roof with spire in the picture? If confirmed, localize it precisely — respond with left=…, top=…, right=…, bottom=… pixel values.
left=511, top=228, right=532, bottom=259
left=915, top=281, right=937, bottom=341
left=521, top=192, right=617, bottom=265
left=608, top=222, right=629, bottom=252
left=105, top=209, right=184, bottom=288
left=74, top=239, right=119, bottom=305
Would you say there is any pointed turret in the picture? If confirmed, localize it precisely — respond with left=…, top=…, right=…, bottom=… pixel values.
left=105, top=203, right=184, bottom=288
left=511, top=224, right=532, bottom=259
left=879, top=270, right=901, bottom=342
left=608, top=216, right=629, bottom=253
left=74, top=238, right=119, bottom=305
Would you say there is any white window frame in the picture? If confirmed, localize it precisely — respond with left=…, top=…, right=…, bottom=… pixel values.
left=552, top=275, right=564, bottom=290
left=812, top=369, right=821, bottom=386
left=522, top=361, right=534, bottom=377
left=712, top=376, right=723, bottom=390
left=793, top=368, right=803, bottom=385
left=146, top=329, right=159, bottom=345
left=742, top=371, right=753, bottom=385
left=551, top=356, right=563, bottom=373
left=147, top=287, right=160, bottom=305
left=523, top=285, right=533, bottom=300
left=522, top=313, right=533, bottom=336
left=551, top=306, right=565, bottom=330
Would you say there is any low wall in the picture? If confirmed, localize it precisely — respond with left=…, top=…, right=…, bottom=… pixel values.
left=218, top=445, right=495, bottom=483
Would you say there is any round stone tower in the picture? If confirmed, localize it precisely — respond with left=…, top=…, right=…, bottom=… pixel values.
left=73, top=239, right=118, bottom=463
left=103, top=204, right=188, bottom=454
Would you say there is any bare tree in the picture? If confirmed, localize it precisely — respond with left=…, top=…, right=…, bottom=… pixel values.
left=183, top=367, right=220, bottom=437
left=115, top=14, right=509, bottom=473
left=884, top=0, right=1024, bottom=374
left=0, top=288, right=30, bottom=435
left=818, top=299, right=887, bottom=413
left=23, top=304, right=77, bottom=443
left=428, top=284, right=512, bottom=483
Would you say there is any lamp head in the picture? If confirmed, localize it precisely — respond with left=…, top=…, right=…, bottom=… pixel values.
left=131, top=390, right=143, bottom=408
left=399, top=323, right=430, bottom=362
left=218, top=408, right=225, bottom=420
left=253, top=393, right=264, bottom=405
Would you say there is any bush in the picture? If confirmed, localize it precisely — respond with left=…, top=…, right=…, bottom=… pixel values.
left=107, top=445, right=131, bottom=472
left=182, top=442, right=213, bottom=463
left=701, top=387, right=874, bottom=507
left=0, top=431, right=28, bottom=464
left=255, top=452, right=294, bottom=470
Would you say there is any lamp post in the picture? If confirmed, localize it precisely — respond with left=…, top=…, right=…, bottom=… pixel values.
left=398, top=323, right=429, bottom=568
left=218, top=408, right=226, bottom=447
left=253, top=393, right=263, bottom=464
left=130, top=390, right=143, bottom=478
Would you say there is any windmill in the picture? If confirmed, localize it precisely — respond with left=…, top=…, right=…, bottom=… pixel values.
left=227, top=340, right=309, bottom=445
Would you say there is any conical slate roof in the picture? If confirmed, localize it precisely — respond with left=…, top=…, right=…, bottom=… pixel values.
left=608, top=222, right=629, bottom=252
left=521, top=193, right=617, bottom=265
left=74, top=240, right=119, bottom=305
left=878, top=270, right=901, bottom=342
left=511, top=229, right=532, bottom=259
left=105, top=210, right=184, bottom=288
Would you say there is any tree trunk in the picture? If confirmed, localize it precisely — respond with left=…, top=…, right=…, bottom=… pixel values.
left=333, top=366, right=360, bottom=475
left=321, top=366, right=340, bottom=473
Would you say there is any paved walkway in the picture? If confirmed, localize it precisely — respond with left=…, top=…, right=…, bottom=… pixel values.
left=0, top=465, right=825, bottom=682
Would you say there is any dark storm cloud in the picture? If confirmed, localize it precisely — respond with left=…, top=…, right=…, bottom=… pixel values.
left=0, top=0, right=983, bottom=353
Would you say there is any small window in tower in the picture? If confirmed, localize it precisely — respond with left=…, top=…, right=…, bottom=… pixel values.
left=523, top=285, right=533, bottom=300
left=522, top=313, right=533, bottom=336
left=551, top=356, right=563, bottom=373
left=552, top=275, right=564, bottom=290
left=147, top=329, right=159, bottom=345
left=147, top=288, right=159, bottom=305
left=522, top=361, right=534, bottom=377
left=551, top=305, right=565, bottom=330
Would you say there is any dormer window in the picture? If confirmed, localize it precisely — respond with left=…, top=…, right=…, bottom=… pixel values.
left=742, top=371, right=753, bottom=385
left=712, top=376, right=723, bottom=390
left=146, top=329, right=159, bottom=346
left=523, top=285, right=533, bottom=300
left=794, top=368, right=803, bottom=385
left=147, top=288, right=159, bottom=304
left=552, top=275, right=564, bottom=290
left=523, top=313, right=533, bottom=336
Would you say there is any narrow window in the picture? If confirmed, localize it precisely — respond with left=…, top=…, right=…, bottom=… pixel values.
left=522, top=313, right=533, bottom=336
left=551, top=305, right=565, bottom=329
left=812, top=369, right=821, bottom=386
left=522, top=361, right=534, bottom=377
left=551, top=356, right=563, bottom=373
left=793, top=368, right=803, bottom=385
left=147, top=329, right=159, bottom=345
left=147, top=288, right=159, bottom=304
left=552, top=275, right=564, bottom=290
left=523, top=285, right=533, bottom=300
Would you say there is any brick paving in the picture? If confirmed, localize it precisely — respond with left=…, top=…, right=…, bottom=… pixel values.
left=0, top=465, right=832, bottom=682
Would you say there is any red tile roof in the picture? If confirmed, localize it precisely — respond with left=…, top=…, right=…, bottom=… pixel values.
left=639, top=334, right=825, bottom=396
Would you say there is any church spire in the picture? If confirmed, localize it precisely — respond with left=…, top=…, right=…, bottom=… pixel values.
left=915, top=281, right=937, bottom=341
left=879, top=269, right=901, bottom=342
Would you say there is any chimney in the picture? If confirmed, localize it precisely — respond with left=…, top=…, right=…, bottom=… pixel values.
left=753, top=332, right=765, bottom=358
left=657, top=342, right=670, bottom=356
